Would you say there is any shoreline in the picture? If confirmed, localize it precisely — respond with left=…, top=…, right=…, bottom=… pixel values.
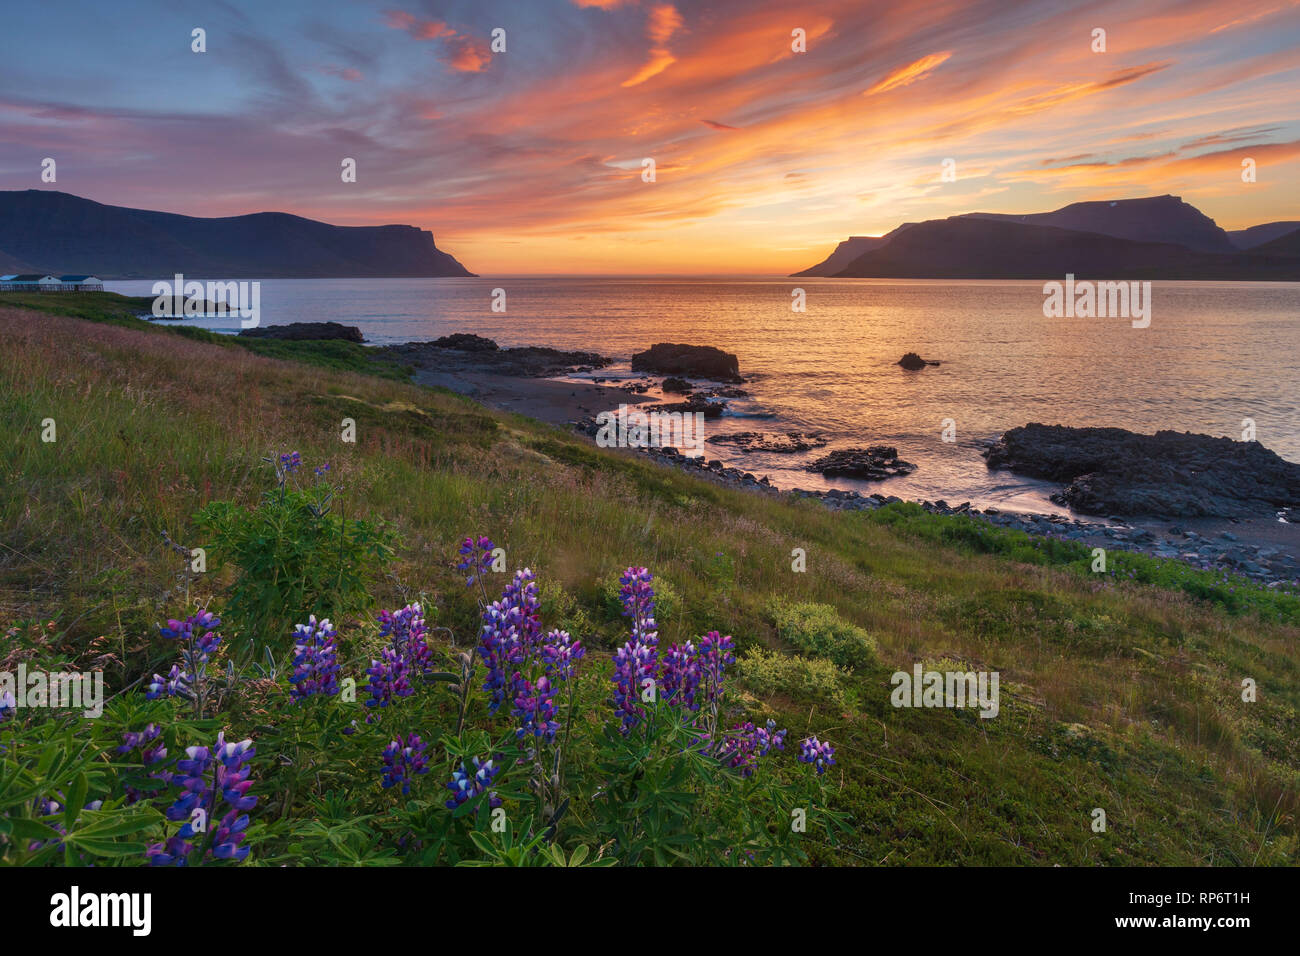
left=390, top=344, right=1300, bottom=589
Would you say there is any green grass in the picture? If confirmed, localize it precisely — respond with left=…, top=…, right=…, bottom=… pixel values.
left=2, top=297, right=1298, bottom=865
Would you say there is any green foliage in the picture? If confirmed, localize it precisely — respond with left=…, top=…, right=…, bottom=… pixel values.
left=768, top=599, right=877, bottom=669
left=195, top=468, right=394, bottom=649
left=737, top=648, right=850, bottom=709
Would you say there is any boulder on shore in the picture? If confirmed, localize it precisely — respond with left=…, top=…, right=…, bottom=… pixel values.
left=805, top=446, right=917, bottom=480
left=631, top=343, right=742, bottom=383
left=898, top=352, right=940, bottom=370
left=984, top=423, right=1300, bottom=518
left=239, top=322, right=364, bottom=343
left=430, top=333, right=498, bottom=351
left=660, top=376, right=693, bottom=394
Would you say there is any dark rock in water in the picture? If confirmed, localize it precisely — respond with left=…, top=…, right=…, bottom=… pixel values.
left=708, top=431, right=828, bottom=453
left=430, top=332, right=498, bottom=351
left=650, top=396, right=727, bottom=419
left=984, top=423, right=1300, bottom=518
left=661, top=376, right=693, bottom=394
left=805, top=446, right=917, bottom=480
left=698, top=384, right=749, bottom=398
left=239, top=322, right=364, bottom=343
left=898, top=352, right=940, bottom=370
left=632, top=343, right=742, bottom=382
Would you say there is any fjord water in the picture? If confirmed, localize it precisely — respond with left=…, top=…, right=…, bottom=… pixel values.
left=106, top=277, right=1300, bottom=513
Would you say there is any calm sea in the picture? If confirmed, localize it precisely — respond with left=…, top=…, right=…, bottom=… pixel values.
left=106, top=277, right=1300, bottom=513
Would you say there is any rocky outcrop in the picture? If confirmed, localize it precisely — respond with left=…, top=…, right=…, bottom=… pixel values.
left=631, top=343, right=742, bottom=383
left=430, top=333, right=498, bottom=351
left=660, top=376, right=693, bottom=394
left=707, top=431, right=828, bottom=453
left=898, top=352, right=939, bottom=370
left=984, top=423, right=1300, bottom=518
left=649, top=396, right=727, bottom=419
left=805, top=446, right=917, bottom=480
left=239, top=322, right=364, bottom=342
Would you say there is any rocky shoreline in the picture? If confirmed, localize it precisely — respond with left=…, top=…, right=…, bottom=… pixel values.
left=566, top=421, right=1300, bottom=590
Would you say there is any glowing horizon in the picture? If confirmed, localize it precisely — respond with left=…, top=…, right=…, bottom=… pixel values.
left=1, top=0, right=1298, bottom=275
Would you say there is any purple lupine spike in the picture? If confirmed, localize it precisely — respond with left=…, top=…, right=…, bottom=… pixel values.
left=147, top=731, right=256, bottom=865
left=541, top=629, right=585, bottom=682
left=381, top=733, right=430, bottom=795
left=478, top=569, right=541, bottom=713
left=377, top=603, right=433, bottom=675
left=618, top=566, right=658, bottom=646
left=365, top=645, right=413, bottom=710
left=289, top=616, right=340, bottom=701
left=444, top=757, right=502, bottom=811
left=659, top=640, right=701, bottom=710
left=798, top=736, right=836, bottom=775
left=145, top=663, right=191, bottom=701
left=512, top=674, right=560, bottom=740
left=456, top=535, right=496, bottom=586
left=717, top=719, right=788, bottom=778
left=611, top=639, right=658, bottom=733
left=696, top=631, right=735, bottom=708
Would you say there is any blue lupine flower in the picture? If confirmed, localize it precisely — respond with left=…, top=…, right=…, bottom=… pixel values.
left=479, top=569, right=542, bottom=714
left=457, top=535, right=496, bottom=586
left=512, top=674, right=560, bottom=740
left=378, top=603, right=432, bottom=675
left=279, top=451, right=302, bottom=474
left=444, top=757, right=502, bottom=811
left=0, top=689, right=15, bottom=721
left=611, top=640, right=658, bottom=733
left=381, top=733, right=430, bottom=795
left=147, top=732, right=256, bottom=865
left=619, top=566, right=658, bottom=646
left=365, top=646, right=413, bottom=710
left=145, top=663, right=190, bottom=700
left=541, top=629, right=585, bottom=682
left=798, top=736, right=836, bottom=775
left=659, top=640, right=701, bottom=710
left=718, top=719, right=788, bottom=777
left=289, top=616, right=340, bottom=701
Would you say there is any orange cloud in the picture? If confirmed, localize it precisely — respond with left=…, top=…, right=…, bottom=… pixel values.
left=863, top=51, right=952, bottom=95
left=623, top=4, right=683, bottom=86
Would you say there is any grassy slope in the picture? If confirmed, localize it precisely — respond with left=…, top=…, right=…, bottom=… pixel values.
left=1, top=293, right=1297, bottom=865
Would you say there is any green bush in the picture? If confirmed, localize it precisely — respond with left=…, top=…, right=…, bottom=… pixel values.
left=768, top=599, right=877, bottom=669
left=737, top=648, right=850, bottom=708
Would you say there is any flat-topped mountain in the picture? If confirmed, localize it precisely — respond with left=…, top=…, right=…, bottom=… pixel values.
left=0, top=190, right=475, bottom=279
left=795, top=195, right=1300, bottom=280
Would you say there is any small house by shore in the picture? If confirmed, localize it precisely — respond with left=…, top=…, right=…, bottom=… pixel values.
left=0, top=273, right=103, bottom=292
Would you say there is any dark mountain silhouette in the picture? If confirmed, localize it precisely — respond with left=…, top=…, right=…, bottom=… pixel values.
left=0, top=190, right=475, bottom=278
left=1249, top=228, right=1300, bottom=258
left=830, top=218, right=1300, bottom=280
left=793, top=225, right=916, bottom=277
left=958, top=195, right=1236, bottom=253
left=1228, top=221, right=1300, bottom=250
left=795, top=195, right=1300, bottom=280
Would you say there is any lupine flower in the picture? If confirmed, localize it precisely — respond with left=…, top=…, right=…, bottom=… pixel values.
left=378, top=603, right=433, bottom=675
left=798, top=736, right=836, bottom=775
left=718, top=719, right=788, bottom=778
left=611, top=640, right=658, bottom=733
left=279, top=451, right=302, bottom=474
left=512, top=674, right=560, bottom=740
left=365, top=646, right=413, bottom=711
left=381, top=734, right=429, bottom=795
left=145, top=664, right=190, bottom=701
left=0, top=689, right=15, bottom=721
left=659, top=641, right=701, bottom=710
left=159, top=610, right=222, bottom=660
left=116, top=725, right=169, bottom=805
left=540, top=629, right=585, bottom=682
left=313, top=462, right=331, bottom=479
left=457, top=535, right=496, bottom=586
left=147, top=732, right=256, bottom=865
left=696, top=631, right=736, bottom=709
left=444, top=757, right=502, bottom=811
left=289, top=616, right=340, bottom=701
left=478, top=569, right=542, bottom=714
left=619, top=566, right=658, bottom=646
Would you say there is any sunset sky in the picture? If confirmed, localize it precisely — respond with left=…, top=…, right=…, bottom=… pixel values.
left=1, top=0, right=1298, bottom=274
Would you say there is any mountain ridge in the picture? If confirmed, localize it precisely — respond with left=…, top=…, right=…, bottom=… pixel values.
left=0, top=190, right=475, bottom=279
